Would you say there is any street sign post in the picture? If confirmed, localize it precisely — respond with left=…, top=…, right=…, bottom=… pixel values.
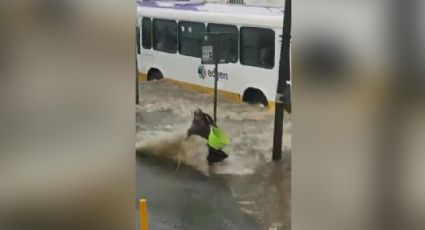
left=201, top=32, right=232, bottom=123
left=272, top=0, right=291, bottom=161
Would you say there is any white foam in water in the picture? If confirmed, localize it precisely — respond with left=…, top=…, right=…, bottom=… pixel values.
left=211, top=154, right=257, bottom=175
left=137, top=132, right=210, bottom=175
left=136, top=130, right=262, bottom=176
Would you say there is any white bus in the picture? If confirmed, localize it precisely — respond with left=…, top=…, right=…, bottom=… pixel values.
left=136, top=1, right=289, bottom=108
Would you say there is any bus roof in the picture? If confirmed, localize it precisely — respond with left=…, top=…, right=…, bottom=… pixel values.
left=137, top=1, right=283, bottom=16
left=137, top=1, right=284, bottom=28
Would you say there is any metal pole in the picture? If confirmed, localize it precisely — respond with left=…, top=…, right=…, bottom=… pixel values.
left=272, top=0, right=291, bottom=161
left=136, top=25, right=140, bottom=105
left=136, top=58, right=139, bottom=105
left=213, top=62, right=218, bottom=123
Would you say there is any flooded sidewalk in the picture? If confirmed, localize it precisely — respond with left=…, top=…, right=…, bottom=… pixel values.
left=136, top=80, right=291, bottom=230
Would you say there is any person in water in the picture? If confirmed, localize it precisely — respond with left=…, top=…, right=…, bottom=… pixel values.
left=187, top=109, right=228, bottom=165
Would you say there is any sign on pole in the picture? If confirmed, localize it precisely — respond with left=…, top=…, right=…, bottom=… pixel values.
left=201, top=45, right=214, bottom=65
left=200, top=32, right=232, bottom=123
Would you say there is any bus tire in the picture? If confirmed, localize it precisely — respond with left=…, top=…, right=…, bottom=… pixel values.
left=148, top=69, right=163, bottom=81
left=242, top=88, right=268, bottom=107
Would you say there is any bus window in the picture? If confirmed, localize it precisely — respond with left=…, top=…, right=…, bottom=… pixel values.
left=178, top=21, right=206, bottom=58
left=240, top=27, right=275, bottom=69
left=207, top=24, right=238, bottom=63
left=153, top=19, right=177, bottom=53
left=136, top=26, right=141, bottom=54
left=142, top=18, right=152, bottom=49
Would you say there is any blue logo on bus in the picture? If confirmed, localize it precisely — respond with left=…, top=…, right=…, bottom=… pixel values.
left=197, top=65, right=228, bottom=80
left=197, top=65, right=206, bottom=79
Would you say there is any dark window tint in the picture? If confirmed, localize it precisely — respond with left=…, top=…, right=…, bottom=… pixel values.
left=153, top=19, right=177, bottom=53
left=240, top=27, right=275, bottom=69
left=136, top=27, right=141, bottom=54
left=178, top=21, right=205, bottom=58
left=142, top=18, right=152, bottom=49
left=207, top=24, right=238, bottom=63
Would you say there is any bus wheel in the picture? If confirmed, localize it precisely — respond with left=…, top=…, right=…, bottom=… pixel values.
left=242, top=88, right=269, bottom=107
left=147, top=69, right=163, bottom=81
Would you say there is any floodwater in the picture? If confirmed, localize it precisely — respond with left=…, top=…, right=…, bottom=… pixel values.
left=135, top=154, right=258, bottom=230
left=136, top=80, right=291, bottom=230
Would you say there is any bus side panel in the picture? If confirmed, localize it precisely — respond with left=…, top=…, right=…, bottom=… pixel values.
left=140, top=49, right=158, bottom=75
left=137, top=6, right=283, bottom=103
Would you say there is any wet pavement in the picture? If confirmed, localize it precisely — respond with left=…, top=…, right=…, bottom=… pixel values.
left=136, top=154, right=258, bottom=230
left=136, top=80, right=291, bottom=230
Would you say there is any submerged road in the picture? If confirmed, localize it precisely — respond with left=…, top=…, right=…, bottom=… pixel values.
left=136, top=80, right=291, bottom=230
left=135, top=154, right=258, bottom=230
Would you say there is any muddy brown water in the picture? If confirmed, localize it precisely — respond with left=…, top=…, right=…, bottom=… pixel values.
left=136, top=80, right=291, bottom=230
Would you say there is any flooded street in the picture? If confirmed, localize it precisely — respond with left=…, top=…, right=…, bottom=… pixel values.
left=136, top=80, right=291, bottom=229
left=135, top=155, right=258, bottom=230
